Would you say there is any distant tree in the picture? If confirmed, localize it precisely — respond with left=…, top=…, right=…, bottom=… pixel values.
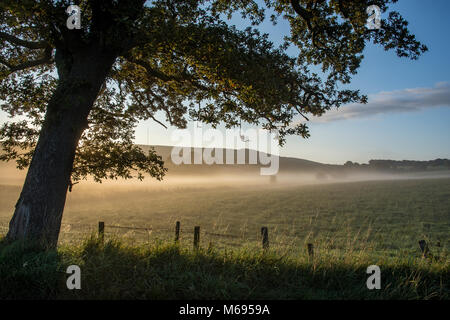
left=0, top=0, right=427, bottom=248
left=344, top=161, right=361, bottom=168
left=433, top=159, right=450, bottom=169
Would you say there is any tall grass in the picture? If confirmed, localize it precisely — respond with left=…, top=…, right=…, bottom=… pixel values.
left=1, top=179, right=448, bottom=299
left=0, top=235, right=448, bottom=300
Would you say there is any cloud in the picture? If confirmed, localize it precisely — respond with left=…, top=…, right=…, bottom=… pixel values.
left=312, top=82, right=450, bottom=122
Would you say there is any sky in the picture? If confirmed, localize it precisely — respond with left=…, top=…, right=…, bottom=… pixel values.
left=1, top=0, right=449, bottom=165
left=130, top=0, right=450, bottom=164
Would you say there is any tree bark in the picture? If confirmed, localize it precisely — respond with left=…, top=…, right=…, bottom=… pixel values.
left=6, top=47, right=117, bottom=249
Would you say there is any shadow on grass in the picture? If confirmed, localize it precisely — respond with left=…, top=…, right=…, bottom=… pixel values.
left=0, top=236, right=448, bottom=300
left=0, top=237, right=63, bottom=299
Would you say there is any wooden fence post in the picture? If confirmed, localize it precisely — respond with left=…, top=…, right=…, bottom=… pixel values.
left=261, top=227, right=269, bottom=250
left=98, top=221, right=105, bottom=243
left=307, top=243, right=314, bottom=259
left=175, top=221, right=180, bottom=243
left=194, top=226, right=200, bottom=250
left=418, top=240, right=431, bottom=259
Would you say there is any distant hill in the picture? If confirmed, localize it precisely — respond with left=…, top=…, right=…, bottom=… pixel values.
left=1, top=145, right=448, bottom=182
left=137, top=145, right=450, bottom=177
left=137, top=145, right=332, bottom=175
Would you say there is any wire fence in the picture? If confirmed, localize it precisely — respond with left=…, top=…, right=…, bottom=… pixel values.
left=0, top=218, right=267, bottom=249
left=65, top=221, right=272, bottom=251
left=0, top=215, right=377, bottom=256
left=0, top=213, right=390, bottom=251
left=0, top=217, right=325, bottom=263
left=1, top=217, right=442, bottom=256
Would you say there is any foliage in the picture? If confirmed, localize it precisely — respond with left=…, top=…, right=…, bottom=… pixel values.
left=0, top=0, right=427, bottom=184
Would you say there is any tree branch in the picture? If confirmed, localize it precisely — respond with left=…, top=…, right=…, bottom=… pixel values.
left=123, top=53, right=210, bottom=91
left=290, top=0, right=312, bottom=21
left=0, top=31, right=48, bottom=49
left=0, top=57, right=13, bottom=69
left=293, top=105, right=310, bottom=121
left=129, top=87, right=168, bottom=129
left=1, top=45, right=54, bottom=72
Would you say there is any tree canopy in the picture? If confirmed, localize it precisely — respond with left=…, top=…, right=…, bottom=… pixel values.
left=0, top=0, right=427, bottom=184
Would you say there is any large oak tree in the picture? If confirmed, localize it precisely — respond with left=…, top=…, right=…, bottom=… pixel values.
left=0, top=0, right=426, bottom=248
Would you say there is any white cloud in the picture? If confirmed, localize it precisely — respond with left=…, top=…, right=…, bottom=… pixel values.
left=312, top=82, right=450, bottom=122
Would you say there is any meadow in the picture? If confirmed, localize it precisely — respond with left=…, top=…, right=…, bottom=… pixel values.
left=0, top=173, right=449, bottom=299
left=2, top=175, right=449, bottom=252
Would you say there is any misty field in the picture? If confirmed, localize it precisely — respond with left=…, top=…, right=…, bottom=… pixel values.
left=0, top=176, right=449, bottom=299
left=1, top=176, right=449, bottom=255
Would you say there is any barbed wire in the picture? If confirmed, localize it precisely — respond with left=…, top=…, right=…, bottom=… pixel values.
left=0, top=221, right=245, bottom=239
left=106, top=225, right=153, bottom=232
left=204, top=231, right=241, bottom=239
left=0, top=220, right=298, bottom=243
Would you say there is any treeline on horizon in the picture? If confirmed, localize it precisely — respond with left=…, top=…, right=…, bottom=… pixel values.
left=343, top=159, right=450, bottom=172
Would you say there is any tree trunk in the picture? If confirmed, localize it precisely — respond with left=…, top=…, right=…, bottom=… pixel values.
left=6, top=47, right=116, bottom=249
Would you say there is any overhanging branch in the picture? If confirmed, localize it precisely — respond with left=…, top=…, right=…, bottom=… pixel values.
left=0, top=45, right=54, bottom=73
left=0, top=31, right=48, bottom=49
left=123, top=53, right=211, bottom=91
left=290, top=0, right=312, bottom=21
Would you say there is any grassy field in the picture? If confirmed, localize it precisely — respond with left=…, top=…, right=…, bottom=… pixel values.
left=0, top=237, right=448, bottom=300
left=0, top=176, right=449, bottom=299
left=2, top=176, right=449, bottom=252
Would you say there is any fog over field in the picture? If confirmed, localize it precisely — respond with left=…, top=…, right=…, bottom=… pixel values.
left=1, top=145, right=449, bottom=300
left=1, top=145, right=449, bottom=189
left=1, top=146, right=449, bottom=243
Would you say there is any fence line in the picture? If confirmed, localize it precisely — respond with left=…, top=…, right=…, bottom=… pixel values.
left=106, top=225, right=153, bottom=232
left=94, top=221, right=242, bottom=240
left=0, top=220, right=437, bottom=258
left=0, top=221, right=263, bottom=243
left=0, top=220, right=290, bottom=253
left=204, top=231, right=240, bottom=239
left=96, top=221, right=272, bottom=250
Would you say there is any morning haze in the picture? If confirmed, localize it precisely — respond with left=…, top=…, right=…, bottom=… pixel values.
left=0, top=0, right=448, bottom=301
